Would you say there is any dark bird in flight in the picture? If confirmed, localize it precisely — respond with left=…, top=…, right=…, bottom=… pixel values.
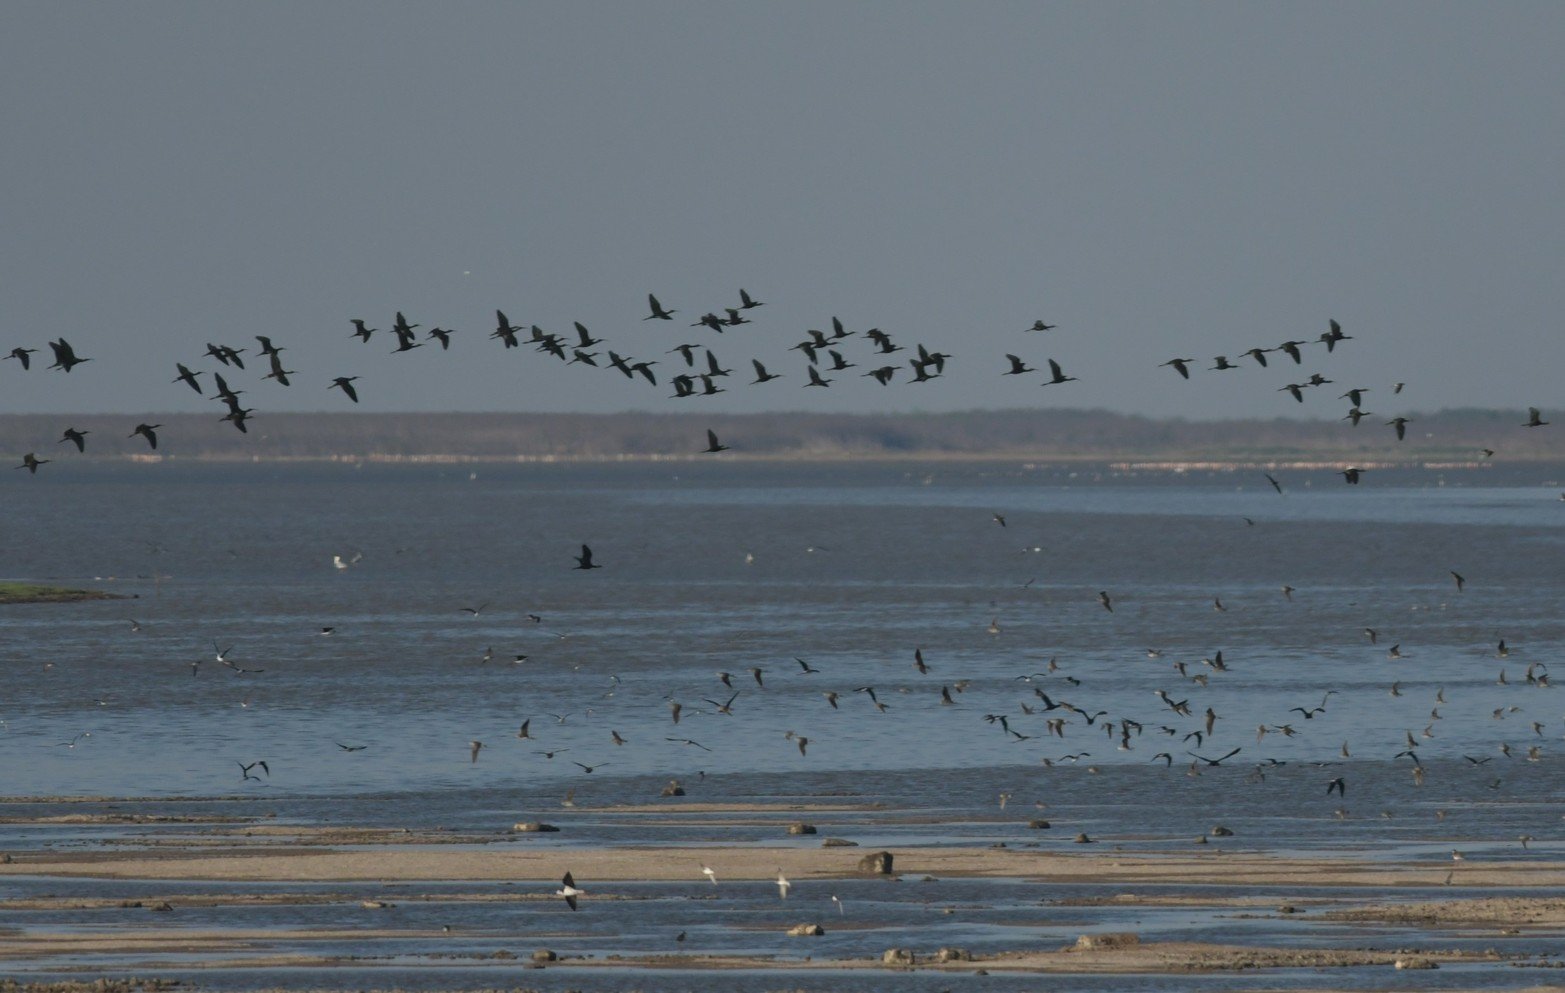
left=59, top=428, right=89, bottom=453
left=1242, top=347, right=1271, bottom=367
left=1280, top=383, right=1305, bottom=403
left=738, top=288, right=764, bottom=309
left=1159, top=358, right=1193, bottom=379
left=1277, top=340, right=1306, bottom=364
left=1451, top=570, right=1465, bottom=593
left=805, top=367, right=832, bottom=388
left=1042, top=359, right=1077, bottom=385
left=428, top=327, right=455, bottom=350
left=491, top=311, right=520, bottom=347
left=1327, top=776, right=1346, bottom=796
left=173, top=363, right=203, bottom=394
left=1340, top=387, right=1370, bottom=407
left=16, top=453, right=50, bottom=474
left=703, top=429, right=729, bottom=454
left=1187, top=747, right=1242, bottom=766
left=349, top=319, right=376, bottom=342
left=750, top=359, right=782, bottom=384
left=1210, top=355, right=1237, bottom=371
left=329, top=377, right=360, bottom=403
left=1264, top=473, right=1283, bottom=494
left=574, top=545, right=601, bottom=570
left=1320, top=319, right=1351, bottom=350
left=4, top=346, right=37, bottom=369
left=129, top=423, right=161, bottom=450
left=1524, top=407, right=1549, bottom=427
left=263, top=351, right=295, bottom=385
left=47, top=338, right=91, bottom=372
left=1342, top=407, right=1371, bottom=426
left=238, top=760, right=269, bottom=781
left=644, top=294, right=676, bottom=320
left=254, top=335, right=283, bottom=358
left=1004, top=354, right=1034, bottom=376
left=1098, top=590, right=1114, bottom=613
left=1026, top=320, right=1056, bottom=332
left=1339, top=467, right=1363, bottom=484
left=669, top=343, right=699, bottom=366
left=1387, top=416, right=1411, bottom=440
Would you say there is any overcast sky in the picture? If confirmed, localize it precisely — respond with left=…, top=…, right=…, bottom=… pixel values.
left=2, top=2, right=1560, bottom=420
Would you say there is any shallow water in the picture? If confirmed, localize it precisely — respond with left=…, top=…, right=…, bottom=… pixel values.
left=3, top=460, right=1565, bottom=988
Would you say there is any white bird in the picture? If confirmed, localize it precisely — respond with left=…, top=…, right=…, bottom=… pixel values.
left=555, top=871, right=586, bottom=911
left=776, top=869, right=791, bottom=899
left=701, top=864, right=718, bottom=885
left=332, top=555, right=349, bottom=571
left=831, top=894, right=845, bottom=915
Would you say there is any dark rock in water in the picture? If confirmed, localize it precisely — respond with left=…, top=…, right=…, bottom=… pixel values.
left=1210, top=825, right=1234, bottom=837
left=532, top=948, right=557, bottom=963
left=1074, top=832, right=1094, bottom=844
left=787, top=822, right=817, bottom=835
left=821, top=837, right=858, bottom=847
left=858, top=850, right=894, bottom=874
left=149, top=901, right=173, bottom=912
left=513, top=822, right=560, bottom=833
left=786, top=922, right=824, bottom=936
left=1194, top=835, right=1209, bottom=844
left=1395, top=957, right=1438, bottom=970
left=660, top=781, right=685, bottom=797
left=1278, top=904, right=1300, bottom=914
left=937, top=947, right=974, bottom=962
left=1028, top=819, right=1051, bottom=829
left=883, top=948, right=915, bottom=965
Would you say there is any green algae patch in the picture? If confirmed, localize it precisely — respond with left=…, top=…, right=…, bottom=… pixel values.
left=0, top=582, right=125, bottom=604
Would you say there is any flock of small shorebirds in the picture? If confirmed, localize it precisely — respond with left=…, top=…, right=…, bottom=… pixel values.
left=12, top=293, right=1559, bottom=913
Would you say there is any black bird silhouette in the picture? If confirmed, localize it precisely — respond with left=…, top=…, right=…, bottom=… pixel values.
left=1451, top=570, right=1465, bottom=593
left=16, top=453, right=50, bottom=473
left=1004, top=354, right=1034, bottom=376
left=1159, top=358, right=1193, bottom=379
left=4, top=347, right=37, bottom=369
left=1387, top=416, right=1410, bottom=440
left=1327, top=776, right=1346, bottom=796
left=329, top=377, right=360, bottom=403
left=1340, top=387, right=1370, bottom=407
left=1243, top=347, right=1271, bottom=367
left=1026, top=320, right=1056, bottom=332
left=703, top=429, right=729, bottom=454
left=644, top=294, right=676, bottom=320
left=1339, top=467, right=1363, bottom=484
left=59, top=428, right=89, bottom=453
left=47, top=338, right=90, bottom=372
left=1524, top=407, right=1549, bottom=427
left=738, top=288, right=764, bottom=309
left=491, top=311, right=520, bottom=347
left=1042, top=359, right=1077, bottom=385
left=129, top=423, right=161, bottom=449
left=255, top=335, right=283, bottom=358
left=172, top=363, right=203, bottom=394
left=428, top=327, right=455, bottom=350
left=805, top=367, right=832, bottom=388
left=1187, top=747, right=1242, bottom=766
left=574, top=545, right=601, bottom=570
left=750, top=359, right=782, bottom=384
left=263, top=351, right=295, bottom=385
left=1264, top=473, right=1283, bottom=494
left=1277, top=340, right=1306, bottom=364
left=349, top=319, right=376, bottom=342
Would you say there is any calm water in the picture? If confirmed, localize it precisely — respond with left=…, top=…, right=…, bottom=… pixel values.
left=3, top=460, right=1565, bottom=990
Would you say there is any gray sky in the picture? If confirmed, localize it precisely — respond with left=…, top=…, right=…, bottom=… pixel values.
left=3, top=2, right=1561, bottom=419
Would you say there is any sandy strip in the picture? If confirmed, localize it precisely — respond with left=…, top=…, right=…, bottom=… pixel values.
left=5, top=844, right=1565, bottom=887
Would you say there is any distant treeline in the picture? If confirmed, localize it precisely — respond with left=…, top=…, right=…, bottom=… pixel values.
left=0, top=408, right=1557, bottom=462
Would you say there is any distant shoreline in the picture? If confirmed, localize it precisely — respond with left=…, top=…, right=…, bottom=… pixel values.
left=0, top=409, right=1557, bottom=464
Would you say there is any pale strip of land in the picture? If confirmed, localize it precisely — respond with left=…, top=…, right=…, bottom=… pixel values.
left=3, top=843, right=1561, bottom=889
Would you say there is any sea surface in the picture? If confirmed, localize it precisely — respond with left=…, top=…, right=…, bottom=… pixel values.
left=3, top=459, right=1565, bottom=990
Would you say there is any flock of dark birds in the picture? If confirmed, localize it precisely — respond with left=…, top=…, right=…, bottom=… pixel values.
left=11, top=291, right=1561, bottom=917
left=8, top=289, right=1548, bottom=473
